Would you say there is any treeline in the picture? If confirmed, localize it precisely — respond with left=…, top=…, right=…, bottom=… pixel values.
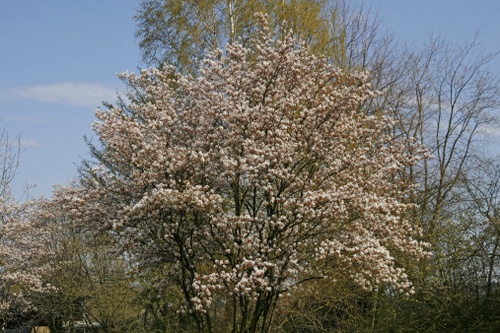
left=1, top=1, right=500, bottom=332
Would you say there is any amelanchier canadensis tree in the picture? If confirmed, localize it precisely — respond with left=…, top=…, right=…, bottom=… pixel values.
left=0, top=200, right=55, bottom=328
left=0, top=130, right=54, bottom=328
left=76, top=21, right=426, bottom=333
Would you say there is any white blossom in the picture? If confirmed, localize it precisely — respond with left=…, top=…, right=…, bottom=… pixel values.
left=75, top=19, right=427, bottom=330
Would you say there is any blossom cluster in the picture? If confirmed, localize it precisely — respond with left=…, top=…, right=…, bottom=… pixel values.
left=0, top=193, right=55, bottom=323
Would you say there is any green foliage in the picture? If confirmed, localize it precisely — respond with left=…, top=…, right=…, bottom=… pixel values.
left=134, top=0, right=386, bottom=74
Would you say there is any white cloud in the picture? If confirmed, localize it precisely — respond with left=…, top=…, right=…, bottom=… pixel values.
left=2, top=82, right=118, bottom=108
left=20, top=138, right=39, bottom=147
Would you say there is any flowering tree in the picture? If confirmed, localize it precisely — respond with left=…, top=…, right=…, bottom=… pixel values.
left=0, top=200, right=55, bottom=328
left=80, top=22, right=426, bottom=333
left=0, top=130, right=54, bottom=329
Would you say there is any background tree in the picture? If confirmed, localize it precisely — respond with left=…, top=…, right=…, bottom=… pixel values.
left=31, top=185, right=145, bottom=333
left=134, top=0, right=393, bottom=76
left=370, top=36, right=500, bottom=332
left=0, top=129, right=54, bottom=329
left=0, top=129, right=20, bottom=199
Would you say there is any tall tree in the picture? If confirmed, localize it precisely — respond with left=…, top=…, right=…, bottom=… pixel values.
left=77, top=22, right=425, bottom=333
left=368, top=37, right=500, bottom=333
left=387, top=37, right=500, bottom=276
left=133, top=0, right=391, bottom=75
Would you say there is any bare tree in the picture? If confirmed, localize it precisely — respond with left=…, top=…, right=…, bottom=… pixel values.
left=463, top=158, right=500, bottom=298
left=0, top=129, right=21, bottom=201
left=387, top=36, right=500, bottom=236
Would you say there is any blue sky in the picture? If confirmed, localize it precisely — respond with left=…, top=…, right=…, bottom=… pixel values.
left=0, top=1, right=140, bottom=198
left=1, top=1, right=500, bottom=198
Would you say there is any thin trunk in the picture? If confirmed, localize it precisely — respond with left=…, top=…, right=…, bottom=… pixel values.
left=228, top=0, right=235, bottom=44
left=486, top=234, right=499, bottom=298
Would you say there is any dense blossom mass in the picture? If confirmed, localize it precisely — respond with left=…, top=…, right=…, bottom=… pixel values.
left=74, top=22, right=426, bottom=332
left=0, top=195, right=54, bottom=327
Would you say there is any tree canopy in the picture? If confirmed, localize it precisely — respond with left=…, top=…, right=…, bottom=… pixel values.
left=134, top=0, right=387, bottom=74
left=73, top=21, right=426, bottom=332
